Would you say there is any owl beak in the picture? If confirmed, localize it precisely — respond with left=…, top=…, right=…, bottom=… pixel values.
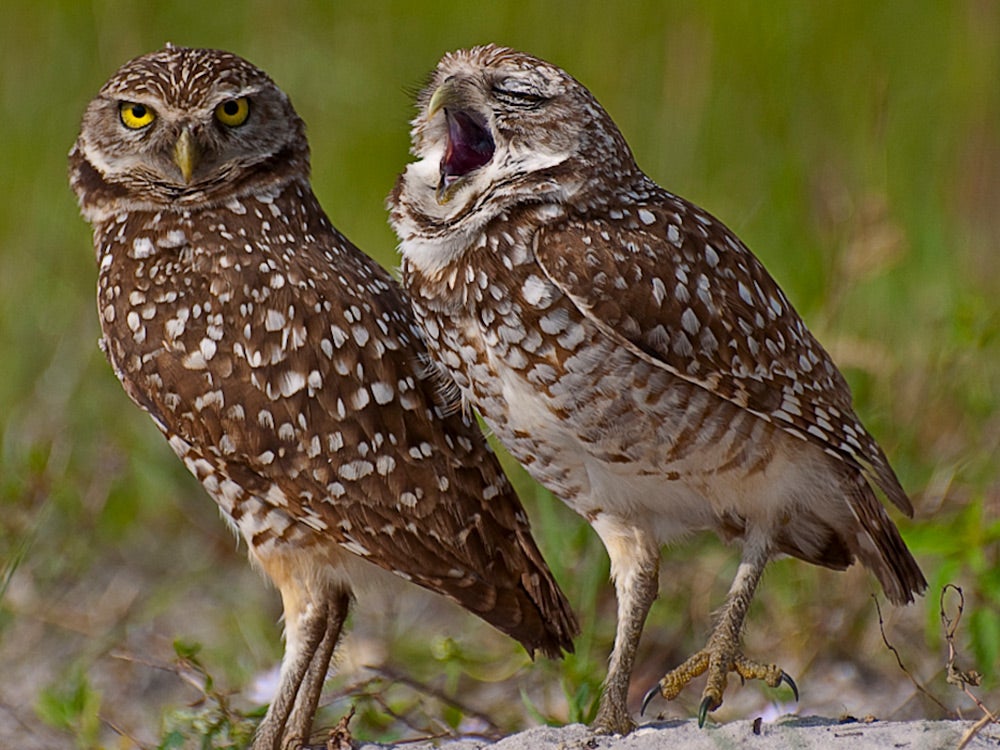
left=172, top=128, right=200, bottom=184
left=427, top=78, right=495, bottom=204
left=427, top=80, right=455, bottom=120
left=428, top=82, right=494, bottom=204
left=435, top=109, right=494, bottom=204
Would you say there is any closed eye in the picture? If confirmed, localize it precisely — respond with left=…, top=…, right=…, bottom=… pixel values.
left=491, top=79, right=549, bottom=107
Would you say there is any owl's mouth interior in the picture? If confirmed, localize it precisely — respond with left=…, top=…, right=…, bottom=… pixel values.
left=440, top=109, right=494, bottom=188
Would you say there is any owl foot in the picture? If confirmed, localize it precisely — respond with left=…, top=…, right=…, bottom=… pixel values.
left=591, top=699, right=637, bottom=736
left=640, top=648, right=797, bottom=727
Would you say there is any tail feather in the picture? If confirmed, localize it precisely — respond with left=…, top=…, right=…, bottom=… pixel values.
left=858, top=442, right=914, bottom=517
left=847, top=474, right=927, bottom=605
left=410, top=491, right=578, bottom=658
left=512, top=527, right=580, bottom=658
left=432, top=536, right=579, bottom=659
left=773, top=469, right=925, bottom=606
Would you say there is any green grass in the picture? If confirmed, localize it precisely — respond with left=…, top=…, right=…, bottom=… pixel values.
left=1, top=1, right=998, bottom=747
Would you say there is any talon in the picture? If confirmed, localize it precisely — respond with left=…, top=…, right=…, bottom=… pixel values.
left=640, top=682, right=661, bottom=716
left=697, top=694, right=716, bottom=728
left=779, top=671, right=799, bottom=702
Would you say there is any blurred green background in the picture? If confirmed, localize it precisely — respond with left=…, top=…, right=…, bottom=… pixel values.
left=2, top=1, right=998, bottom=748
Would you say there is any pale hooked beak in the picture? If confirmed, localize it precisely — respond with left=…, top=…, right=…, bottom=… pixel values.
left=427, top=79, right=454, bottom=120
left=172, top=128, right=200, bottom=184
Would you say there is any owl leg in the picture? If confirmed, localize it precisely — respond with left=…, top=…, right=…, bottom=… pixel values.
left=253, top=597, right=330, bottom=750
left=284, top=589, right=352, bottom=745
left=641, top=533, right=797, bottom=727
left=590, top=515, right=660, bottom=735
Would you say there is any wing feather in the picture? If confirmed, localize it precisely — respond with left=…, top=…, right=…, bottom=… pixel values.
left=533, top=188, right=912, bottom=515
left=102, top=200, right=578, bottom=657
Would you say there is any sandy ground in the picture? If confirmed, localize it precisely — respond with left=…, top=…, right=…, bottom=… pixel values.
left=356, top=719, right=998, bottom=750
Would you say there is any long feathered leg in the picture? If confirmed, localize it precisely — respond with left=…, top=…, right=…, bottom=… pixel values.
left=253, top=599, right=329, bottom=750
left=284, top=589, right=352, bottom=746
left=591, top=516, right=660, bottom=734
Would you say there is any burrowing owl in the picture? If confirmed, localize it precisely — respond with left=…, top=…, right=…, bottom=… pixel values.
left=70, top=46, right=577, bottom=749
left=390, top=44, right=926, bottom=734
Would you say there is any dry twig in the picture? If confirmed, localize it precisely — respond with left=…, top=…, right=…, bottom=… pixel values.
left=326, top=706, right=355, bottom=750
left=872, top=594, right=949, bottom=714
left=365, top=664, right=504, bottom=738
left=940, top=585, right=999, bottom=750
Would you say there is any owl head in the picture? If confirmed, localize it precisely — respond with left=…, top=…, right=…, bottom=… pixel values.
left=392, top=45, right=637, bottom=239
left=71, top=45, right=308, bottom=217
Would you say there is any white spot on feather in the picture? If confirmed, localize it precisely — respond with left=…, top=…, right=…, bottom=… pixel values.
left=521, top=275, right=553, bottom=308
left=277, top=370, right=306, bottom=397
left=199, top=338, right=217, bottom=360
left=651, top=277, right=667, bottom=307
left=681, top=308, right=699, bottom=335
left=131, top=237, right=154, bottom=259
left=265, top=309, right=286, bottom=331
left=339, top=460, right=374, bottom=481
left=371, top=382, right=394, bottom=405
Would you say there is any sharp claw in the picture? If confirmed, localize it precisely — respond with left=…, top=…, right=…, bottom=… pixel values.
left=640, top=683, right=661, bottom=717
left=779, top=671, right=799, bottom=702
left=697, top=695, right=714, bottom=728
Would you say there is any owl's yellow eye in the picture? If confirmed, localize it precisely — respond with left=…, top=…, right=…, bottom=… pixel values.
left=215, top=97, right=250, bottom=127
left=119, top=101, right=155, bottom=129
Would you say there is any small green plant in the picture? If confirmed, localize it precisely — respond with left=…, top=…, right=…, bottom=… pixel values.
left=36, top=666, right=102, bottom=750
left=157, top=640, right=258, bottom=750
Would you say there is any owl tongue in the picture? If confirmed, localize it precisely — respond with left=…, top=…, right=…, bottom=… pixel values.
left=441, top=109, right=494, bottom=185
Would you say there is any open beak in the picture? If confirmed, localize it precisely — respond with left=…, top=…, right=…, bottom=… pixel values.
left=428, top=80, right=495, bottom=204
left=172, top=128, right=200, bottom=184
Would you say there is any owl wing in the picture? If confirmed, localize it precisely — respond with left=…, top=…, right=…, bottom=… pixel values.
left=128, top=233, right=575, bottom=656
left=533, top=191, right=911, bottom=515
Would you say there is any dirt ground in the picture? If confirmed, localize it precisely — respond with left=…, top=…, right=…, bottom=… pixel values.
left=356, top=718, right=998, bottom=750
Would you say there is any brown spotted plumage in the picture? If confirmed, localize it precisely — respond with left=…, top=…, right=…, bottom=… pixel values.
left=70, top=46, right=576, bottom=750
left=390, top=44, right=926, bottom=733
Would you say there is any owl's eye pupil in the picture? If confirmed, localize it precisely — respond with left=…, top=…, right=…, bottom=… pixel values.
left=214, top=97, right=250, bottom=127
left=119, top=101, right=156, bottom=129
